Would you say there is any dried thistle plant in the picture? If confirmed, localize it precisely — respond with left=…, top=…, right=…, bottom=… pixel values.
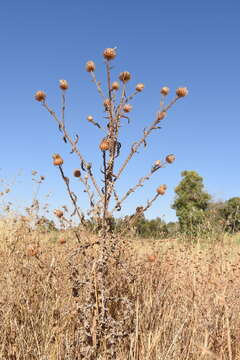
left=35, top=47, right=188, bottom=357
left=35, top=48, right=188, bottom=236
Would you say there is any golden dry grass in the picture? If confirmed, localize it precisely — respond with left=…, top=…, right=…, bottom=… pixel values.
left=1, top=217, right=240, bottom=359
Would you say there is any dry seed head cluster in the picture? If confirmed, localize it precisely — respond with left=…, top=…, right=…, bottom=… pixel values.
left=104, top=99, right=111, bottom=110
left=35, top=90, right=46, bottom=102
left=161, top=86, right=170, bottom=96
left=165, top=154, right=176, bottom=164
left=156, top=184, right=167, bottom=195
left=119, top=71, right=131, bottom=83
left=99, top=138, right=110, bottom=151
left=103, top=48, right=117, bottom=60
left=54, top=209, right=64, bottom=218
left=59, top=80, right=69, bottom=90
left=123, top=104, right=132, bottom=113
left=136, top=83, right=145, bottom=92
left=111, top=81, right=120, bottom=90
left=52, top=154, right=64, bottom=166
left=176, top=87, right=188, bottom=97
left=59, top=237, right=66, bottom=244
left=154, top=160, right=161, bottom=167
left=73, top=169, right=81, bottom=178
left=87, top=115, right=94, bottom=122
left=85, top=60, right=96, bottom=72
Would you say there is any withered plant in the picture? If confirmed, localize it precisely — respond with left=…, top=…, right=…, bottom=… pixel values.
left=35, top=48, right=188, bottom=358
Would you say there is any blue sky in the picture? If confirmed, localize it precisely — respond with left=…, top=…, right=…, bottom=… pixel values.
left=0, top=0, right=239, bottom=222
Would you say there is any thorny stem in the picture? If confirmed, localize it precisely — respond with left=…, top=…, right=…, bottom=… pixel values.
left=58, top=165, right=85, bottom=226
left=116, top=96, right=179, bottom=180
left=42, top=102, right=103, bottom=201
left=103, top=150, right=108, bottom=231
left=61, top=92, right=65, bottom=127
left=79, top=176, right=95, bottom=209
left=104, top=62, right=117, bottom=212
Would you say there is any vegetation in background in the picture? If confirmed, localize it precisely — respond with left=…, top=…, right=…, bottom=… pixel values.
left=172, top=170, right=211, bottom=235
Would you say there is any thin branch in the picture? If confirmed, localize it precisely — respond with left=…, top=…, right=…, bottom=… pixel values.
left=119, top=193, right=160, bottom=236
left=90, top=71, right=105, bottom=100
left=58, top=165, right=85, bottom=225
left=115, top=96, right=178, bottom=180
left=42, top=101, right=103, bottom=200
left=111, top=162, right=165, bottom=214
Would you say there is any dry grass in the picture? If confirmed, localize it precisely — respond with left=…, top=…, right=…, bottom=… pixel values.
left=1, top=217, right=240, bottom=359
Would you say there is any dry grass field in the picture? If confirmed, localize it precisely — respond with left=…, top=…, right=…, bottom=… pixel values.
left=1, top=216, right=240, bottom=359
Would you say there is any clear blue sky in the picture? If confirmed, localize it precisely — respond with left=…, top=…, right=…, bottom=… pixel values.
left=0, top=0, right=239, bottom=222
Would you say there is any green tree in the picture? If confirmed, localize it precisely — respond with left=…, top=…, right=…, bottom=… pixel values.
left=172, top=171, right=211, bottom=234
left=220, top=197, right=240, bottom=233
left=134, top=215, right=168, bottom=238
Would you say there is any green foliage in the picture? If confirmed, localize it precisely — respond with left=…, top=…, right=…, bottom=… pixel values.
left=134, top=215, right=168, bottom=238
left=219, top=197, right=240, bottom=233
left=172, top=171, right=211, bottom=234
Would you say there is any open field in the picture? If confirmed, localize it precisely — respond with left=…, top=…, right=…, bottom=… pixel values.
left=1, top=217, right=240, bottom=359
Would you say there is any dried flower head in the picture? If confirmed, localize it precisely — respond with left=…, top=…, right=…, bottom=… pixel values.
left=119, top=71, right=131, bottom=83
left=112, top=81, right=120, bottom=90
left=176, top=87, right=188, bottom=97
left=154, top=160, right=161, bottom=167
left=157, top=111, right=167, bottom=121
left=73, top=169, right=81, bottom=178
left=85, top=60, right=96, bottom=72
left=54, top=209, right=64, bottom=218
left=156, top=184, right=167, bottom=195
left=35, top=90, right=46, bottom=102
left=161, top=86, right=170, bottom=96
left=87, top=115, right=94, bottom=122
left=147, top=254, right=157, bottom=263
left=104, top=98, right=111, bottom=110
left=165, top=154, right=176, bottom=164
left=59, top=237, right=66, bottom=244
left=59, top=80, right=68, bottom=90
left=136, top=83, right=144, bottom=92
left=52, top=154, right=64, bottom=166
left=103, top=48, right=116, bottom=60
left=99, top=138, right=110, bottom=151
left=123, top=104, right=132, bottom=113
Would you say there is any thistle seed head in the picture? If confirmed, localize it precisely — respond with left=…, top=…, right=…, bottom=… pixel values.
left=73, top=169, right=81, bottom=177
left=104, top=98, right=111, bottom=110
left=59, top=238, right=66, bottom=244
left=85, top=60, right=96, bottom=72
left=112, top=81, right=120, bottom=90
left=103, top=48, right=117, bottom=60
left=35, top=90, right=46, bottom=102
left=154, top=160, right=161, bottom=167
left=123, top=104, right=132, bottom=113
left=136, top=83, right=145, bottom=92
left=87, top=115, right=94, bottom=122
left=119, top=71, right=131, bottom=83
left=165, top=154, right=176, bottom=164
left=161, top=86, right=170, bottom=96
left=156, top=184, right=167, bottom=195
left=54, top=209, right=64, bottom=218
left=99, top=138, right=110, bottom=151
left=176, top=87, right=188, bottom=97
left=59, top=80, right=69, bottom=90
left=52, top=154, right=64, bottom=166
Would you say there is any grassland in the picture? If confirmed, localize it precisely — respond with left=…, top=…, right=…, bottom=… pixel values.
left=1, top=216, right=240, bottom=359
